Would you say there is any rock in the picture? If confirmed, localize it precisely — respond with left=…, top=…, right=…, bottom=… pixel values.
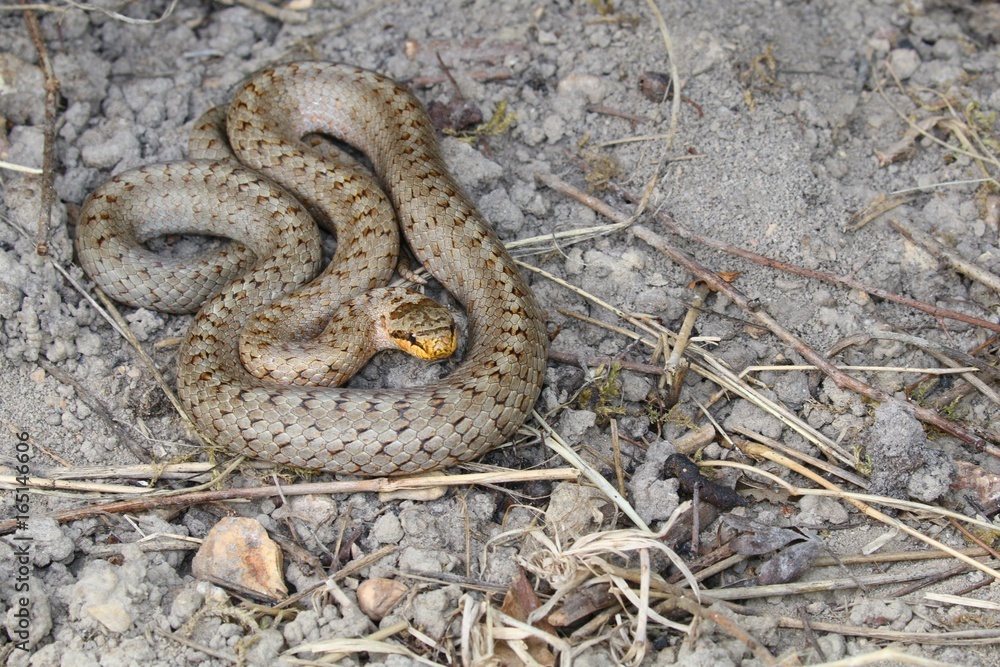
left=4, top=577, right=52, bottom=651
left=50, top=648, right=99, bottom=667
left=279, top=494, right=338, bottom=526
left=629, top=440, right=681, bottom=524
left=557, top=408, right=597, bottom=445
left=84, top=600, right=132, bottom=634
left=168, top=586, right=205, bottom=629
left=123, top=308, right=164, bottom=342
left=0, top=54, right=46, bottom=124
left=557, top=73, right=607, bottom=104
left=7, top=125, right=44, bottom=170
left=545, top=482, right=610, bottom=537
left=478, top=187, right=525, bottom=236
left=370, top=512, right=404, bottom=545
left=542, top=114, right=566, bottom=143
left=723, top=395, right=783, bottom=440
left=794, top=494, right=849, bottom=527
left=78, top=117, right=141, bottom=169
left=865, top=402, right=956, bottom=502
left=848, top=599, right=912, bottom=630
left=69, top=561, right=134, bottom=634
left=357, top=578, right=408, bottom=621
left=27, top=517, right=75, bottom=567
left=410, top=585, right=461, bottom=638
left=272, top=494, right=340, bottom=549
left=439, top=137, right=503, bottom=191
left=887, top=48, right=920, bottom=80
left=397, top=545, right=460, bottom=574
left=245, top=628, right=285, bottom=667
left=191, top=517, right=287, bottom=602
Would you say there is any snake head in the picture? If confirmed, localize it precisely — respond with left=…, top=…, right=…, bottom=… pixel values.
left=381, top=290, right=458, bottom=361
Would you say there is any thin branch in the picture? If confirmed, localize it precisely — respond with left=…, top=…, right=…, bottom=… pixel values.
left=536, top=172, right=997, bottom=450
left=0, top=468, right=580, bottom=535
left=603, top=180, right=1000, bottom=336
left=20, top=0, right=59, bottom=255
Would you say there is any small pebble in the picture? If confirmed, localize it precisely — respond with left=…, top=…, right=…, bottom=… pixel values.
left=357, top=578, right=408, bottom=621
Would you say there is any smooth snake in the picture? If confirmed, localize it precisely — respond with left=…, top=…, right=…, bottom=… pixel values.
left=76, top=62, right=548, bottom=476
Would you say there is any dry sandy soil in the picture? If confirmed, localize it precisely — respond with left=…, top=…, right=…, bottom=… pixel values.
left=3, top=0, right=1000, bottom=665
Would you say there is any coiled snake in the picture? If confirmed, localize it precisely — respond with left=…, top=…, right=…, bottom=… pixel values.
left=76, top=62, right=548, bottom=476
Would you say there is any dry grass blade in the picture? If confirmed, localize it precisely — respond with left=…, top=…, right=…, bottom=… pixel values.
left=0, top=474, right=154, bottom=495
left=490, top=608, right=572, bottom=667
left=532, top=411, right=648, bottom=531
left=741, top=363, right=979, bottom=376
left=643, top=0, right=681, bottom=151
left=728, top=442, right=1000, bottom=582
left=876, top=63, right=1000, bottom=184
left=37, top=461, right=231, bottom=481
left=0, top=159, right=43, bottom=174
left=809, top=647, right=956, bottom=667
left=59, top=0, right=181, bottom=24
left=285, top=635, right=438, bottom=666
left=506, top=220, right=635, bottom=257
left=925, top=593, right=1000, bottom=611
left=520, top=502, right=698, bottom=615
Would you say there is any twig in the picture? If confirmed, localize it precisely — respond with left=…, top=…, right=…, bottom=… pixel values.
left=0, top=474, right=155, bottom=495
left=599, top=178, right=1000, bottom=336
left=890, top=218, right=1000, bottom=294
left=811, top=546, right=988, bottom=567
left=34, top=461, right=250, bottom=482
left=37, top=360, right=152, bottom=462
left=587, top=104, right=649, bottom=128
left=154, top=627, right=237, bottom=663
left=547, top=349, right=666, bottom=376
left=20, top=1, right=59, bottom=255
left=703, top=567, right=988, bottom=601
left=732, top=442, right=1000, bottom=582
left=890, top=561, right=976, bottom=599
left=536, top=172, right=995, bottom=450
left=770, top=619, right=1000, bottom=647
left=674, top=596, right=777, bottom=667
left=0, top=468, right=580, bottom=534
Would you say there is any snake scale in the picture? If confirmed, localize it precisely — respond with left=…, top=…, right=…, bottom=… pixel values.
left=76, top=62, right=548, bottom=476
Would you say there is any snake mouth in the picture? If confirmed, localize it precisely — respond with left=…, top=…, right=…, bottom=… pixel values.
left=386, top=296, right=459, bottom=361
left=391, top=323, right=459, bottom=361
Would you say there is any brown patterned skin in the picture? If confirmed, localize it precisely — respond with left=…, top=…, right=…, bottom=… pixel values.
left=76, top=62, right=548, bottom=476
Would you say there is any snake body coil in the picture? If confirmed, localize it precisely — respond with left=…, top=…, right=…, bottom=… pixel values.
left=76, top=62, right=548, bottom=475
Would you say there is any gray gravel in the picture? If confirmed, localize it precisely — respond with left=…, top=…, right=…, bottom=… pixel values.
left=3, top=0, right=1000, bottom=664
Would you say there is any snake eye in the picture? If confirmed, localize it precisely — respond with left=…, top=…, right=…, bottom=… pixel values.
left=408, top=333, right=419, bottom=344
